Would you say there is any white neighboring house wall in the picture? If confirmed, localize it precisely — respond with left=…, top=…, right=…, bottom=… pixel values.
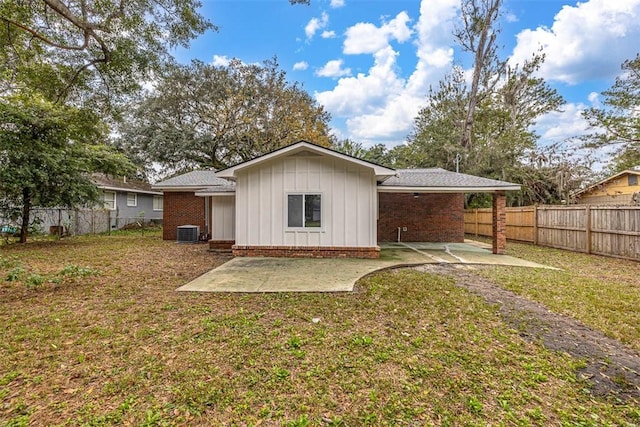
left=234, top=153, right=378, bottom=247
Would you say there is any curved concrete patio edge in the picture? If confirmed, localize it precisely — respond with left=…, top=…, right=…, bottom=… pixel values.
left=176, top=241, right=556, bottom=293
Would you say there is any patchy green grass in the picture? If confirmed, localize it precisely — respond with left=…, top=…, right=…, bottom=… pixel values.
left=475, top=238, right=640, bottom=353
left=0, top=232, right=637, bottom=425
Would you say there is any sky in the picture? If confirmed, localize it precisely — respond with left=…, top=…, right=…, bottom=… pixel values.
left=173, top=0, right=640, bottom=155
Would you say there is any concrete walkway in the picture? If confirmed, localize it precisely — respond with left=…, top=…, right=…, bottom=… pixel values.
left=177, top=241, right=554, bottom=293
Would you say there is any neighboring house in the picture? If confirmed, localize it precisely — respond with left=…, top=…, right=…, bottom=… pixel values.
left=93, top=174, right=164, bottom=228
left=574, top=168, right=640, bottom=205
left=153, top=141, right=520, bottom=258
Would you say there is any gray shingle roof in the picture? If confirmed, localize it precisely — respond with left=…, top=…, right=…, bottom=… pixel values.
left=380, top=168, right=520, bottom=189
left=153, top=171, right=233, bottom=188
left=92, top=173, right=161, bottom=194
left=195, top=184, right=237, bottom=194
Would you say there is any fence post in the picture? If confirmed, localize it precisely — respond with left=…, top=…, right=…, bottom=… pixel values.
left=533, top=205, right=538, bottom=245
left=474, top=209, right=478, bottom=237
left=57, top=208, right=62, bottom=238
left=585, top=205, right=592, bottom=254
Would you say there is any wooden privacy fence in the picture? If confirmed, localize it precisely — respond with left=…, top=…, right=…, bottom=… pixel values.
left=464, top=205, right=640, bottom=261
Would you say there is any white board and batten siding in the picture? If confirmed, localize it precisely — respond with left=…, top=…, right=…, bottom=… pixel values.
left=211, top=196, right=235, bottom=241
left=234, top=153, right=378, bottom=247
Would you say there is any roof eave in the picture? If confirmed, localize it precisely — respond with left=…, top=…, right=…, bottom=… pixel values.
left=377, top=185, right=521, bottom=193
left=97, top=185, right=162, bottom=195
left=216, top=141, right=397, bottom=178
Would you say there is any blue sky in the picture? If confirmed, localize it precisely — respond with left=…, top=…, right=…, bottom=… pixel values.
left=173, top=0, right=640, bottom=153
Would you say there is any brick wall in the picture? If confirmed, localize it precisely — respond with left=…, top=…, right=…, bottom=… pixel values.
left=162, top=192, right=206, bottom=240
left=377, top=193, right=464, bottom=242
left=232, top=245, right=380, bottom=259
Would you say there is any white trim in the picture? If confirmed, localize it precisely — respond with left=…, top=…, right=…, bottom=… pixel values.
left=97, top=185, right=162, bottom=195
left=575, top=169, right=640, bottom=196
left=153, top=186, right=214, bottom=192
left=126, top=192, right=137, bottom=207
left=377, top=185, right=521, bottom=193
left=152, top=195, right=164, bottom=211
left=285, top=192, right=323, bottom=231
left=216, top=141, right=397, bottom=180
left=195, top=192, right=235, bottom=197
left=103, top=190, right=116, bottom=210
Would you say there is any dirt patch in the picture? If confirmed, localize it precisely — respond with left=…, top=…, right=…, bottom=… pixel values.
left=415, top=264, right=640, bottom=402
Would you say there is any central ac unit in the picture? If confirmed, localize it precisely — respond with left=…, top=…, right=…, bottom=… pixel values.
left=177, top=225, right=200, bottom=243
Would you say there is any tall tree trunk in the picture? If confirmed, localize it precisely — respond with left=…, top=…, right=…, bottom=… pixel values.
left=458, top=0, right=502, bottom=149
left=20, top=187, right=31, bottom=244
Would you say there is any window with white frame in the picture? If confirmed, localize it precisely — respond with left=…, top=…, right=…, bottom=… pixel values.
left=153, top=195, right=163, bottom=211
left=287, top=194, right=321, bottom=228
left=127, top=192, right=137, bottom=207
left=103, top=191, right=116, bottom=210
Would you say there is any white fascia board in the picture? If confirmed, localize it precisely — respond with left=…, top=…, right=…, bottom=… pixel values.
left=215, top=141, right=397, bottom=180
left=151, top=186, right=208, bottom=192
left=195, top=192, right=235, bottom=197
left=97, top=185, right=163, bottom=195
left=377, top=185, right=521, bottom=193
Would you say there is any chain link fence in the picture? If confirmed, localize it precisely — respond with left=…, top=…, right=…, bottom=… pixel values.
left=28, top=208, right=161, bottom=236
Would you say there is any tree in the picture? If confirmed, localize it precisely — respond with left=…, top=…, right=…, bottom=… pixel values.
left=118, top=58, right=332, bottom=176
left=401, top=53, right=565, bottom=205
left=332, top=139, right=392, bottom=166
left=0, top=0, right=213, bottom=107
left=455, top=0, right=504, bottom=149
left=583, top=54, right=640, bottom=172
left=0, top=96, right=133, bottom=242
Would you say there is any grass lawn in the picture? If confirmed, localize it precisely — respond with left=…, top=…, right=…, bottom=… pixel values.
left=1, top=232, right=639, bottom=425
left=475, top=238, right=640, bottom=354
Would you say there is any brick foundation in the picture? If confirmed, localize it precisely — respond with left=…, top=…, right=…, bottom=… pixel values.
left=377, top=193, right=464, bottom=242
left=232, top=245, right=380, bottom=259
left=162, top=192, right=207, bottom=240
left=492, top=191, right=506, bottom=254
left=209, top=240, right=235, bottom=250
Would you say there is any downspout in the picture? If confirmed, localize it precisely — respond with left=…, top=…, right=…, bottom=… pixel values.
left=397, top=226, right=402, bottom=243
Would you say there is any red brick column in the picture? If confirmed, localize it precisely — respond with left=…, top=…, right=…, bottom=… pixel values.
left=492, top=191, right=506, bottom=254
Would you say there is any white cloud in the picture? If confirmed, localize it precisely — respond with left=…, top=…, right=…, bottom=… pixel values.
left=293, top=61, right=309, bottom=71
left=305, top=12, right=329, bottom=40
left=211, top=55, right=231, bottom=67
left=321, top=30, right=337, bottom=39
left=505, top=12, right=518, bottom=23
left=535, top=103, right=591, bottom=144
left=330, top=0, right=345, bottom=8
left=315, top=59, right=352, bottom=78
left=343, top=11, right=413, bottom=55
left=510, top=0, right=640, bottom=84
left=316, top=0, right=458, bottom=143
left=587, top=91, right=600, bottom=106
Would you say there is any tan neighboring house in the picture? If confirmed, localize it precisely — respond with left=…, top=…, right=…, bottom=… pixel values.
left=575, top=169, right=640, bottom=205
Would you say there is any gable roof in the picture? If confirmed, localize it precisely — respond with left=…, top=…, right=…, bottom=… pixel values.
left=153, top=170, right=235, bottom=191
left=575, top=168, right=640, bottom=197
left=378, top=168, right=520, bottom=193
left=215, top=140, right=397, bottom=181
left=92, top=174, right=162, bottom=195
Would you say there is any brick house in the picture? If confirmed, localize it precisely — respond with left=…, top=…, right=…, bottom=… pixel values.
left=154, top=141, right=519, bottom=258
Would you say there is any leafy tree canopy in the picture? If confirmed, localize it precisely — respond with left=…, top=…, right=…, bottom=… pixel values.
left=0, top=0, right=213, bottom=107
left=118, top=58, right=333, bottom=177
left=0, top=95, right=134, bottom=242
left=583, top=54, right=640, bottom=173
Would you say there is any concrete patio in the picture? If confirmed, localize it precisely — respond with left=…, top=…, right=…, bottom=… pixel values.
left=177, top=240, right=554, bottom=293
